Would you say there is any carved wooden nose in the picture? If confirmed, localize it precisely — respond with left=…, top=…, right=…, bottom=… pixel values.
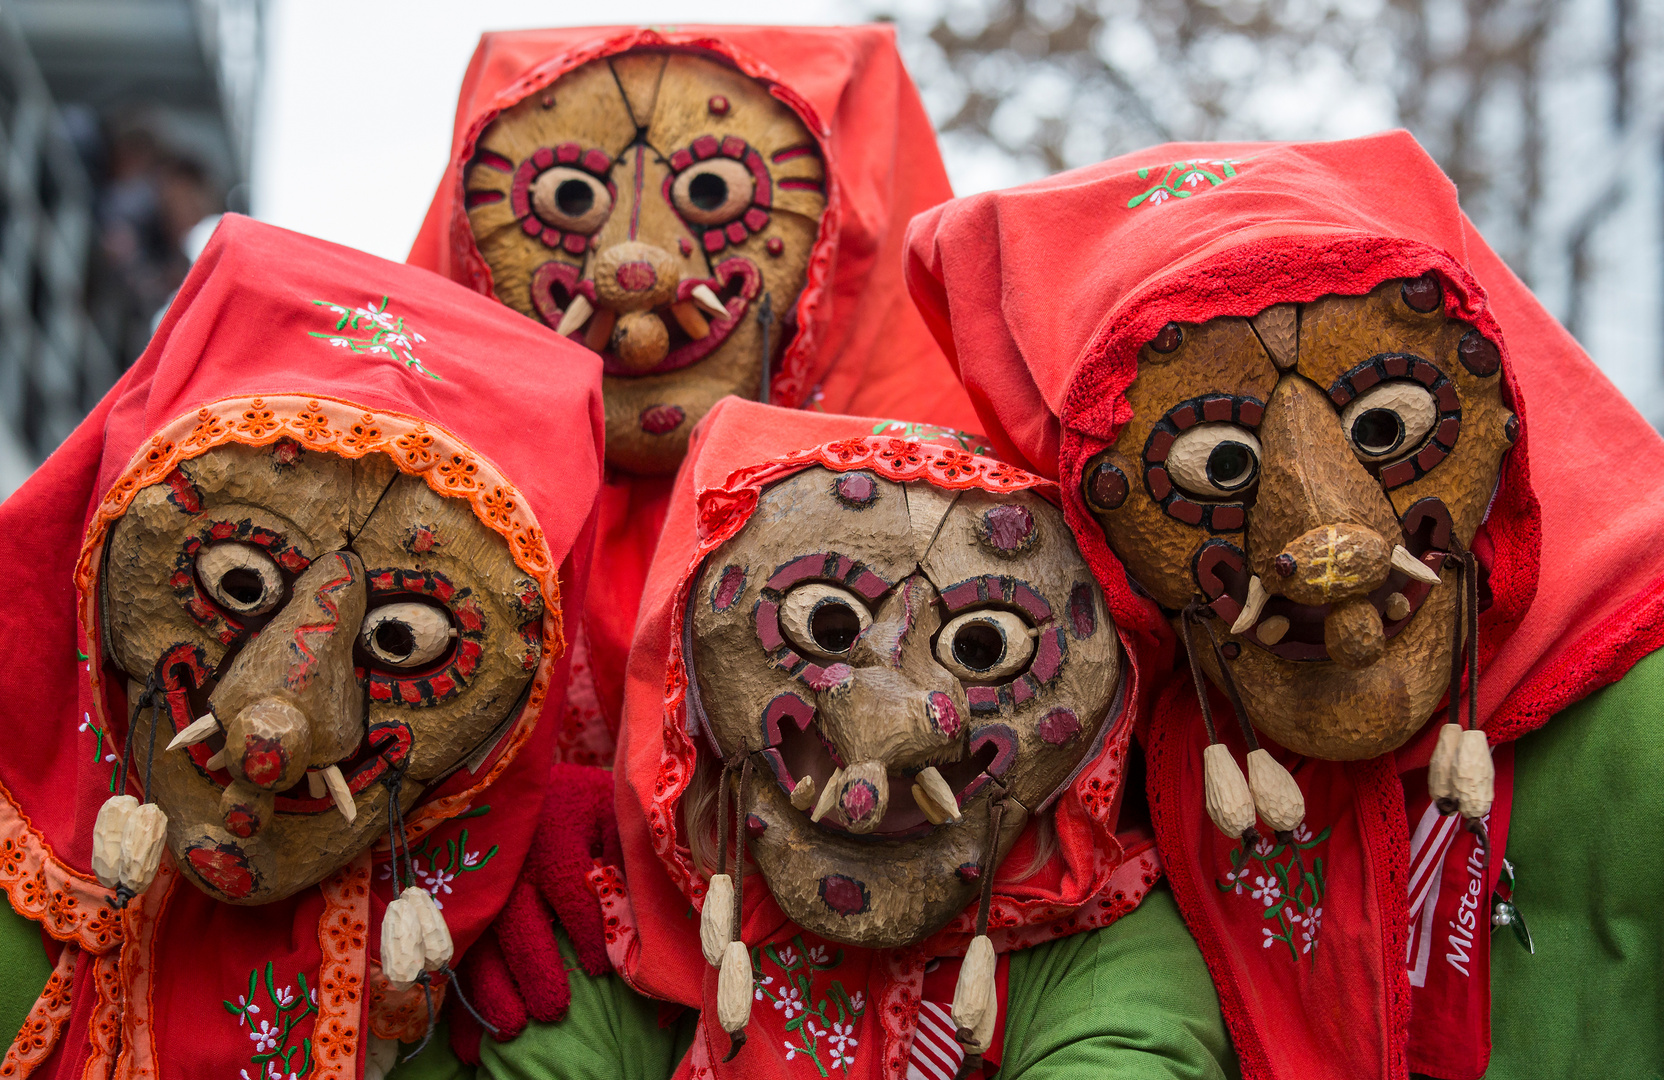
left=1247, top=374, right=1402, bottom=597
left=208, top=551, right=368, bottom=800
left=592, top=241, right=678, bottom=312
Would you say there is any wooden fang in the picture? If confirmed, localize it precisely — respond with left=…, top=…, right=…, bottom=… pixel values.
left=322, top=764, right=356, bottom=824
left=166, top=712, right=219, bottom=751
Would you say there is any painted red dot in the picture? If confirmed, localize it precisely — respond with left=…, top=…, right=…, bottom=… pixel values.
left=639, top=404, right=686, bottom=435
left=834, top=471, right=877, bottom=506
left=841, top=779, right=878, bottom=821
left=1150, top=322, right=1183, bottom=353
left=679, top=236, right=693, bottom=257
left=1402, top=274, right=1442, bottom=313
left=819, top=874, right=870, bottom=915
left=713, top=565, right=746, bottom=611
left=616, top=261, right=656, bottom=292
left=765, top=237, right=784, bottom=257
left=188, top=846, right=255, bottom=898
left=746, top=813, right=767, bottom=839
left=928, top=691, right=962, bottom=737
left=708, top=95, right=730, bottom=115
left=1037, top=708, right=1081, bottom=746
left=981, top=504, right=1035, bottom=552
left=956, top=864, right=981, bottom=884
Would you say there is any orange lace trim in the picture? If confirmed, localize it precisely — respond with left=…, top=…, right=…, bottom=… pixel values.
left=313, top=853, right=370, bottom=1080
left=0, top=785, right=120, bottom=952
left=367, top=965, right=447, bottom=1042
left=0, top=944, right=77, bottom=1079
left=79, top=951, right=123, bottom=1080
left=70, top=393, right=565, bottom=840
left=650, top=438, right=1055, bottom=902
left=112, top=859, right=175, bottom=1080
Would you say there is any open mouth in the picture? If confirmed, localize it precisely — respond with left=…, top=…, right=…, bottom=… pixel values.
left=155, top=656, right=411, bottom=820
left=755, top=712, right=1014, bottom=841
left=539, top=258, right=761, bottom=378
left=1196, top=500, right=1455, bottom=662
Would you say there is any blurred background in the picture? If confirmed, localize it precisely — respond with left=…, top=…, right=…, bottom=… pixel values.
left=0, top=0, right=1657, bottom=496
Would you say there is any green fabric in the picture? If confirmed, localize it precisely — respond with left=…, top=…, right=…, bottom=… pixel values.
left=419, top=885, right=1234, bottom=1080
left=0, top=891, right=51, bottom=1046
left=387, top=928, right=696, bottom=1080
left=1486, top=646, right=1664, bottom=1079
left=1000, top=885, right=1238, bottom=1079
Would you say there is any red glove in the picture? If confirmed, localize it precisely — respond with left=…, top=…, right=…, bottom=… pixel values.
left=451, top=763, right=622, bottom=1063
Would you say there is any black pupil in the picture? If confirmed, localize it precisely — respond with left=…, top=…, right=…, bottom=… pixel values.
left=689, top=171, right=729, bottom=211
left=952, top=621, right=1005, bottom=672
left=1207, top=441, right=1254, bottom=488
left=1352, top=408, right=1405, bottom=454
left=555, top=178, right=594, bottom=217
left=809, top=601, right=860, bottom=653
left=220, top=568, right=265, bottom=606
left=374, top=620, right=416, bottom=659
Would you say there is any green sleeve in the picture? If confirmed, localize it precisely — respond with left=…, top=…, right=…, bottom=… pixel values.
left=391, top=928, right=694, bottom=1080
left=1487, top=646, right=1664, bottom=1079
left=998, top=885, right=1239, bottom=1080
left=0, top=891, right=52, bottom=1045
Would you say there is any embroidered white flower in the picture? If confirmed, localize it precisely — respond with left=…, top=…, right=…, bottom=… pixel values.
left=326, top=336, right=351, bottom=348
left=79, top=713, right=91, bottom=732
left=804, top=1019, right=825, bottom=1039
left=1253, top=836, right=1276, bottom=857
left=830, top=1045, right=856, bottom=1069
left=462, top=849, right=482, bottom=867
left=1224, top=867, right=1250, bottom=895
left=1148, top=188, right=1171, bottom=204
left=807, top=945, right=830, bottom=965
left=1251, top=876, right=1282, bottom=907
left=784, top=1042, right=802, bottom=1061
left=1292, top=823, right=1314, bottom=844
left=848, top=991, right=865, bottom=1013
left=829, top=1021, right=857, bottom=1053
left=754, top=974, right=774, bottom=1002
left=1262, top=927, right=1279, bottom=948
left=774, top=985, right=804, bottom=1018
left=235, top=995, right=260, bottom=1025
left=273, top=985, right=294, bottom=1007
left=424, top=867, right=456, bottom=896
left=248, top=1019, right=278, bottom=1052
left=1183, top=171, right=1205, bottom=187
left=776, top=945, right=798, bottom=968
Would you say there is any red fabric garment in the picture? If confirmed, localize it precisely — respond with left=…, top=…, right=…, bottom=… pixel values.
left=0, top=214, right=605, bottom=1079
left=904, top=132, right=1664, bottom=1079
left=407, top=25, right=981, bottom=755
left=603, top=396, right=1161, bottom=1080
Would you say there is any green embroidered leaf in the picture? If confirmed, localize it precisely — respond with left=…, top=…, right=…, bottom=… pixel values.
left=1137, top=167, right=1149, bottom=179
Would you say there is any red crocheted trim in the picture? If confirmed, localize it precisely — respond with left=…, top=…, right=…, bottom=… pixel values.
left=445, top=29, right=840, bottom=410
left=70, top=395, right=564, bottom=842
left=313, top=853, right=370, bottom=1080
left=0, top=944, right=77, bottom=1079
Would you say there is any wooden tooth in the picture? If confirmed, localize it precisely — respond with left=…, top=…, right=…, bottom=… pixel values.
left=307, top=771, right=327, bottom=799
left=914, top=766, right=962, bottom=823
left=669, top=300, right=711, bottom=340
left=809, top=768, right=842, bottom=823
left=166, top=712, right=219, bottom=751
left=1385, top=592, right=1411, bottom=622
left=322, top=764, right=356, bottom=824
left=690, top=283, right=727, bottom=319
left=1256, top=615, right=1290, bottom=646
left=911, top=783, right=948, bottom=826
left=1392, top=545, right=1441, bottom=585
left=1230, top=576, right=1269, bottom=635
left=204, top=748, right=229, bottom=771
left=789, top=774, right=816, bottom=812
left=555, top=293, right=594, bottom=337
left=583, top=307, right=616, bottom=352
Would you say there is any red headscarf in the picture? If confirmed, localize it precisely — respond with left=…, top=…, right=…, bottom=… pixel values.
left=905, top=132, right=1664, bottom=1079
left=408, top=25, right=980, bottom=760
left=0, top=215, right=604, bottom=1079
left=598, top=396, right=1160, bottom=1079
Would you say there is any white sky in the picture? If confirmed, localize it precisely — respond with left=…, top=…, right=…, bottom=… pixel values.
left=252, top=0, right=857, bottom=261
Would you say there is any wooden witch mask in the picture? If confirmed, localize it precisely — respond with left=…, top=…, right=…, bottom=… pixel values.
left=1081, top=278, right=1514, bottom=760
left=99, top=441, right=545, bottom=904
left=465, top=49, right=826, bottom=475
left=688, top=465, right=1122, bottom=948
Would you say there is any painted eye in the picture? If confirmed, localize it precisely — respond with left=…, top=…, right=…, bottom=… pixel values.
left=1341, top=382, right=1438, bottom=463
left=196, top=543, right=284, bottom=616
left=1166, top=423, right=1262, bottom=499
left=779, top=583, right=871, bottom=658
left=361, top=602, right=454, bottom=669
left=935, top=610, right=1035, bottom=682
left=529, top=167, right=612, bottom=234
left=671, top=158, right=755, bottom=226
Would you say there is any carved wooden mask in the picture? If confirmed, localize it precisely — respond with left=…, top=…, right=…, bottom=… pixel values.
left=689, top=467, right=1121, bottom=947
left=465, top=50, right=826, bottom=475
left=1081, top=278, right=1515, bottom=760
left=100, top=442, right=543, bottom=904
